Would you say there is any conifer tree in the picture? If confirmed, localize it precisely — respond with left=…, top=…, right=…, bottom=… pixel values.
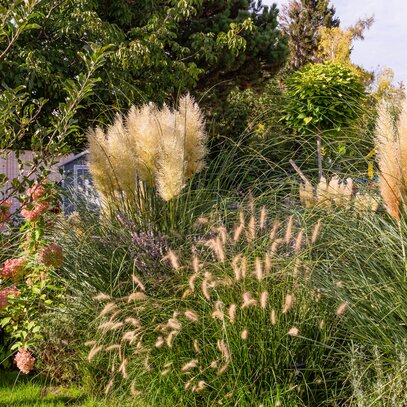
left=281, top=0, right=339, bottom=70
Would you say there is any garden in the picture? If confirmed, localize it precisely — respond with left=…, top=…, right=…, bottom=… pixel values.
left=1, top=0, right=406, bottom=406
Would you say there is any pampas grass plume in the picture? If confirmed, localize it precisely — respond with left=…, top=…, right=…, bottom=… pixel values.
left=178, top=93, right=207, bottom=177
left=375, top=102, right=402, bottom=220
left=126, top=104, right=158, bottom=185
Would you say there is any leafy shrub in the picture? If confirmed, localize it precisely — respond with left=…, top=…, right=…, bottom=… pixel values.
left=0, top=181, right=65, bottom=371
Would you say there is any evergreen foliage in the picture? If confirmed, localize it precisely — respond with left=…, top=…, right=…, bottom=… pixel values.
left=281, top=0, right=339, bottom=70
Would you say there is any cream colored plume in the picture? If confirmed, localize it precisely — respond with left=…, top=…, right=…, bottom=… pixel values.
left=106, top=114, right=137, bottom=197
left=299, top=181, right=316, bottom=208
left=155, top=105, right=186, bottom=201
left=178, top=93, right=207, bottom=177
left=316, top=177, right=331, bottom=208
left=87, top=126, right=118, bottom=198
left=88, top=94, right=207, bottom=203
left=375, top=102, right=402, bottom=220
left=126, top=104, right=159, bottom=185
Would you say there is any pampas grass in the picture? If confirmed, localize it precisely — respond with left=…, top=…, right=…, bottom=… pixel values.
left=374, top=100, right=407, bottom=221
left=88, top=93, right=207, bottom=203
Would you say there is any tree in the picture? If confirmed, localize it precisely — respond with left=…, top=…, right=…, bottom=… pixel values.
left=0, top=0, right=111, bottom=202
left=317, top=17, right=374, bottom=84
left=281, top=0, right=339, bottom=70
left=1, top=0, right=287, bottom=150
left=284, top=63, right=366, bottom=180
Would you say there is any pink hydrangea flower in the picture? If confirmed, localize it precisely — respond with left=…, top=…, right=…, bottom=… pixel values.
left=26, top=181, right=47, bottom=201
left=15, top=349, right=35, bottom=374
left=0, top=200, right=12, bottom=223
left=38, top=243, right=63, bottom=268
left=21, top=201, right=49, bottom=222
left=1, top=258, right=26, bottom=281
left=0, top=286, right=20, bottom=309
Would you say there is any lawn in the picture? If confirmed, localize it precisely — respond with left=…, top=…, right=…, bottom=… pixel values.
left=0, top=371, right=120, bottom=407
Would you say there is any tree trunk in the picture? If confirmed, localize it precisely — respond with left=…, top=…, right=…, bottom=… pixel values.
left=316, top=131, right=323, bottom=181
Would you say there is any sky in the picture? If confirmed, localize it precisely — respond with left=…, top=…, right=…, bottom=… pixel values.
left=263, top=0, right=407, bottom=85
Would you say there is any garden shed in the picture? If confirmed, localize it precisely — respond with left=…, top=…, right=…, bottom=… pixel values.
left=58, top=150, right=97, bottom=213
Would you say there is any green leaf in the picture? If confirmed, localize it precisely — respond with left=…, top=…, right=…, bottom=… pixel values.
left=0, top=317, right=11, bottom=326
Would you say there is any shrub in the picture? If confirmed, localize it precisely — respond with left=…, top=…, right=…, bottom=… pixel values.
left=284, top=63, right=367, bottom=180
left=0, top=180, right=65, bottom=372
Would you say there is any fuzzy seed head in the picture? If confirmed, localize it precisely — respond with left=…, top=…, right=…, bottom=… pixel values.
left=260, top=291, right=269, bottom=309
left=241, top=329, right=248, bottom=340
left=185, top=310, right=199, bottom=322
left=288, top=327, right=299, bottom=336
left=285, top=216, right=294, bottom=244
left=88, top=345, right=103, bottom=362
left=193, top=339, right=201, bottom=354
left=270, top=309, right=277, bottom=325
left=132, top=275, right=145, bottom=291
left=282, top=294, right=295, bottom=314
left=181, top=359, right=198, bottom=372
left=259, top=206, right=267, bottom=229
left=242, top=292, right=257, bottom=309
left=311, top=220, right=322, bottom=244
left=228, top=304, right=237, bottom=323
left=163, top=249, right=180, bottom=271
left=94, top=293, right=111, bottom=302
left=254, top=257, right=263, bottom=281
left=336, top=302, right=348, bottom=316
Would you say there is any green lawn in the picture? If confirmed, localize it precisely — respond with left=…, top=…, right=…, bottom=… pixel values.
left=0, top=371, right=119, bottom=407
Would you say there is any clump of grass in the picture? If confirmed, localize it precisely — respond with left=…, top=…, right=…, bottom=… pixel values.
left=310, top=204, right=407, bottom=405
left=88, top=93, right=207, bottom=203
left=87, top=208, right=346, bottom=406
left=347, top=344, right=407, bottom=407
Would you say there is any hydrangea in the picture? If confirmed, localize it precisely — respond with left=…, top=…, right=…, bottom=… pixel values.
left=0, top=286, right=20, bottom=309
left=26, top=180, right=47, bottom=201
left=38, top=243, right=63, bottom=268
left=0, top=200, right=12, bottom=223
left=15, top=349, right=35, bottom=374
left=1, top=258, right=26, bottom=281
left=21, top=202, right=49, bottom=222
